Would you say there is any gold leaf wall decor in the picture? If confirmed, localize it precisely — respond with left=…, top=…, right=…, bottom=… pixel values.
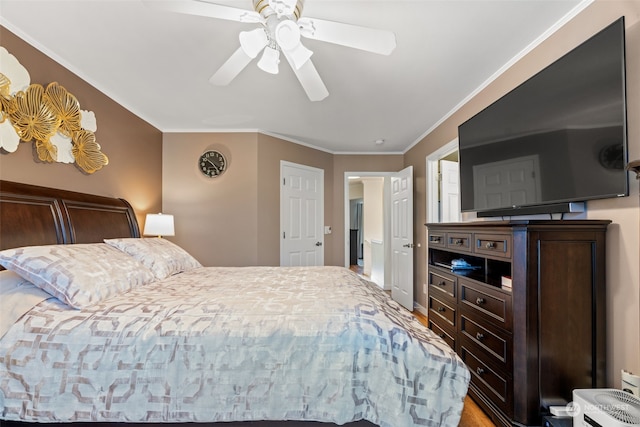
left=35, top=139, right=58, bottom=163
left=0, top=74, right=13, bottom=122
left=0, top=73, right=12, bottom=99
left=0, top=46, right=108, bottom=174
left=72, top=129, right=108, bottom=174
left=8, top=84, right=60, bottom=144
left=45, top=82, right=81, bottom=137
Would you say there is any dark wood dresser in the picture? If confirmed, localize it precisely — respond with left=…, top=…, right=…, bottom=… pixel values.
left=425, top=220, right=609, bottom=427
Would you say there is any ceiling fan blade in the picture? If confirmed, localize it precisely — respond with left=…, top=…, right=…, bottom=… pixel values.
left=209, top=47, right=253, bottom=86
left=283, top=52, right=328, bottom=102
left=298, top=17, right=396, bottom=55
left=143, top=0, right=263, bottom=23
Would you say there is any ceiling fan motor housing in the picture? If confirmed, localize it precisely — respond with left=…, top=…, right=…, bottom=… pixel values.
left=253, top=0, right=305, bottom=21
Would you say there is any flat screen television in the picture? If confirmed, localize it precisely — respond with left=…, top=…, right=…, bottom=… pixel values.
left=458, top=17, right=628, bottom=217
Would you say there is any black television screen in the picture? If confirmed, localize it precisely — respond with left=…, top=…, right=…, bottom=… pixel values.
left=458, top=17, right=628, bottom=216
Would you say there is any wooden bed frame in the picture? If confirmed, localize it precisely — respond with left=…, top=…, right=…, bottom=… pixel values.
left=0, top=180, right=374, bottom=427
left=0, top=180, right=140, bottom=252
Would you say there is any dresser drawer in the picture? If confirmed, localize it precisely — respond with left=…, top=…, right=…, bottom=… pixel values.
left=428, top=231, right=446, bottom=249
left=459, top=313, right=512, bottom=372
left=429, top=270, right=456, bottom=300
left=428, top=295, right=456, bottom=329
left=461, top=344, right=512, bottom=416
left=459, top=279, right=512, bottom=331
left=446, top=232, right=472, bottom=252
left=475, top=233, right=512, bottom=259
left=429, top=319, right=456, bottom=350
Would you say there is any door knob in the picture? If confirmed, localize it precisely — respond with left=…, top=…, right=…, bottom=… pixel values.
left=315, top=242, right=323, bottom=246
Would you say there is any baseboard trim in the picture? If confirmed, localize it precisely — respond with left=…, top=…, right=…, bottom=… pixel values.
left=414, top=303, right=428, bottom=317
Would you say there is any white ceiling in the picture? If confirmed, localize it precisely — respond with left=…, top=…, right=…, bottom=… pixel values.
left=0, top=0, right=588, bottom=153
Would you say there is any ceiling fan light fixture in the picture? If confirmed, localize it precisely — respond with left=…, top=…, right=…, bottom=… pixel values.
left=239, top=28, right=269, bottom=58
left=153, top=0, right=393, bottom=101
left=275, top=20, right=300, bottom=50
left=275, top=20, right=312, bottom=69
left=258, top=46, right=280, bottom=74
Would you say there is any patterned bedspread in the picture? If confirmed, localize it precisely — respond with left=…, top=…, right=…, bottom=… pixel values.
left=0, top=266, right=469, bottom=426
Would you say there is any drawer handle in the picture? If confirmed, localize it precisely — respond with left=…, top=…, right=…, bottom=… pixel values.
left=439, top=333, right=446, bottom=339
left=476, top=297, right=486, bottom=305
left=438, top=281, right=446, bottom=286
left=476, top=332, right=485, bottom=341
left=485, top=241, right=497, bottom=249
left=454, top=239, right=464, bottom=246
left=432, top=236, right=442, bottom=243
left=437, top=307, right=446, bottom=312
left=476, top=367, right=485, bottom=376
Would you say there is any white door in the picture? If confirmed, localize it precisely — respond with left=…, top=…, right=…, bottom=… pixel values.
left=391, top=166, right=414, bottom=311
left=280, top=161, right=324, bottom=266
left=440, top=159, right=461, bottom=222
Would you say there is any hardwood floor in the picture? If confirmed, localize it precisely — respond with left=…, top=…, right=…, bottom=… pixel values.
left=349, top=263, right=365, bottom=276
left=351, top=264, right=496, bottom=427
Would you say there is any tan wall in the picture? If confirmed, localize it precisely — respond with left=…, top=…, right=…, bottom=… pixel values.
left=162, top=132, right=334, bottom=267
left=162, top=132, right=259, bottom=266
left=255, top=134, right=334, bottom=266
left=0, top=27, right=163, bottom=226
left=162, top=139, right=404, bottom=268
left=405, top=0, right=640, bottom=387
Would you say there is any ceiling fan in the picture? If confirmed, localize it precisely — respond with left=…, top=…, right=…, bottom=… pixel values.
left=145, top=0, right=396, bottom=101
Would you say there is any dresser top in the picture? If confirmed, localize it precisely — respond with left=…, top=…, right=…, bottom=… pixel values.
left=425, top=219, right=611, bottom=229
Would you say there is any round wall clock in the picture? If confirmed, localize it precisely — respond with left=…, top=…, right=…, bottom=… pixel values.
left=198, top=150, right=227, bottom=178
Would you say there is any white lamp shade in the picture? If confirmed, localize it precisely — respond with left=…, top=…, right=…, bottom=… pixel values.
left=275, top=21, right=312, bottom=69
left=258, top=46, right=280, bottom=74
left=239, top=28, right=268, bottom=58
left=143, top=213, right=175, bottom=237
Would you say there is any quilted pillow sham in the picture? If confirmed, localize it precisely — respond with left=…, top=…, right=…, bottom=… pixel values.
left=0, top=243, right=156, bottom=309
left=104, top=237, right=202, bottom=280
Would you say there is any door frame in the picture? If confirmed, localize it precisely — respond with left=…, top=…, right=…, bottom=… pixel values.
left=343, top=171, right=394, bottom=272
left=426, top=138, right=459, bottom=223
left=280, top=160, right=325, bottom=266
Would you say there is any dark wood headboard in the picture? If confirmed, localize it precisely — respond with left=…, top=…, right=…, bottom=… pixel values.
left=0, top=180, right=140, bottom=251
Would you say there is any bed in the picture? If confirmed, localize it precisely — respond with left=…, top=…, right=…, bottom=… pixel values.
left=0, top=180, right=470, bottom=427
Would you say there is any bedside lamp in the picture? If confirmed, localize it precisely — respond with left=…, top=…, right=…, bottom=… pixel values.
left=626, top=160, right=640, bottom=180
left=143, top=213, right=175, bottom=238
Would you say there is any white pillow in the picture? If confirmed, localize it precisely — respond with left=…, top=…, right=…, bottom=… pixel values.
left=0, top=270, right=52, bottom=338
left=0, top=243, right=156, bottom=308
left=104, top=238, right=202, bottom=280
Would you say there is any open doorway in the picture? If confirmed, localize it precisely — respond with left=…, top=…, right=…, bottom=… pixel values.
left=344, top=169, right=415, bottom=311
left=348, top=196, right=364, bottom=271
left=345, top=174, right=388, bottom=287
